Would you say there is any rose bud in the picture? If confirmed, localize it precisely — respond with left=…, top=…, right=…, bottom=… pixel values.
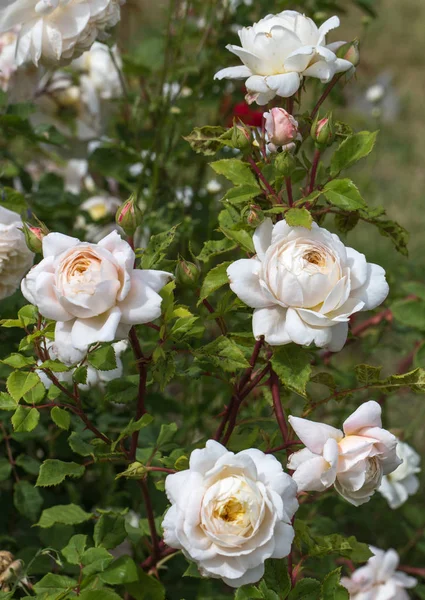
left=116, top=194, right=143, bottom=236
left=21, top=220, right=49, bottom=254
left=264, top=107, right=300, bottom=153
left=274, top=151, right=297, bottom=177
left=231, top=121, right=252, bottom=152
left=243, top=204, right=264, bottom=228
left=336, top=39, right=360, bottom=68
left=175, top=258, right=200, bottom=287
left=311, top=112, right=335, bottom=149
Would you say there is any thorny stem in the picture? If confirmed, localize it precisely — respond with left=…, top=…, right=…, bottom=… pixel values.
left=311, top=73, right=343, bottom=121
left=270, top=368, right=289, bottom=443
left=247, top=156, right=280, bottom=203
left=129, top=326, right=148, bottom=460
left=308, top=148, right=321, bottom=194
left=139, top=479, right=161, bottom=565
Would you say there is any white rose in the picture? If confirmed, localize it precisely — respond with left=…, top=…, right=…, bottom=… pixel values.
left=214, top=10, right=353, bottom=105
left=341, top=546, right=417, bottom=600
left=287, top=401, right=401, bottom=506
left=72, top=42, right=122, bottom=100
left=0, top=29, right=18, bottom=91
left=378, top=441, right=421, bottom=509
left=227, top=219, right=389, bottom=352
left=0, top=0, right=124, bottom=67
left=162, top=440, right=298, bottom=588
left=0, top=206, right=34, bottom=300
left=21, top=230, right=172, bottom=353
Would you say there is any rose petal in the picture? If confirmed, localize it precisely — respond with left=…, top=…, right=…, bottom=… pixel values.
left=227, top=258, right=272, bottom=308
left=289, top=415, right=343, bottom=453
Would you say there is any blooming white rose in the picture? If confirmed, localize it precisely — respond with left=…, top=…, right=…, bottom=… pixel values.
left=0, top=206, right=34, bottom=300
left=287, top=401, right=401, bottom=506
left=378, top=441, right=421, bottom=509
left=162, top=440, right=298, bottom=587
left=227, top=219, right=389, bottom=351
left=341, top=546, right=417, bottom=600
left=0, top=0, right=124, bottom=66
left=37, top=339, right=127, bottom=389
left=214, top=11, right=353, bottom=105
left=21, top=230, right=172, bottom=353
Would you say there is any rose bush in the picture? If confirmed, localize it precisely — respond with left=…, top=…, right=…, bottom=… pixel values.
left=162, top=440, right=298, bottom=587
left=288, top=401, right=401, bottom=505
left=227, top=219, right=389, bottom=351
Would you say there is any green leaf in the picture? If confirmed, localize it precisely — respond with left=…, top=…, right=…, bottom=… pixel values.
left=197, top=237, right=237, bottom=262
left=199, top=261, right=232, bottom=302
left=82, top=546, right=113, bottom=576
left=322, top=568, right=349, bottom=600
left=33, top=574, right=78, bottom=596
left=368, top=217, right=409, bottom=256
left=125, top=567, right=166, bottom=600
left=0, top=458, right=12, bottom=481
left=294, top=521, right=372, bottom=563
left=62, top=534, right=87, bottom=565
left=288, top=578, right=321, bottom=600
left=36, top=459, right=85, bottom=487
left=94, top=513, right=127, bottom=549
left=7, top=371, right=41, bottom=402
left=183, top=562, right=202, bottom=577
left=1, top=353, right=35, bottom=369
left=0, top=392, right=17, bottom=411
left=355, top=364, right=382, bottom=384
left=271, top=346, right=312, bottom=398
left=264, top=559, right=291, bottom=597
left=36, top=503, right=93, bottom=528
left=220, top=225, right=255, bottom=253
left=100, top=556, right=139, bottom=585
left=51, top=406, right=71, bottom=430
left=323, top=179, right=366, bottom=211
left=285, top=208, right=313, bottom=229
left=183, top=125, right=231, bottom=155
left=15, top=454, right=40, bottom=475
left=11, top=406, right=40, bottom=432
left=112, top=413, right=154, bottom=451
left=392, top=298, right=425, bottom=330
left=37, top=359, right=70, bottom=372
left=13, top=480, right=43, bottom=522
left=88, top=344, right=117, bottom=371
left=79, top=590, right=121, bottom=600
left=68, top=431, right=95, bottom=457
left=334, top=211, right=359, bottom=233
left=235, top=586, right=264, bottom=599
left=403, top=281, right=425, bottom=301
left=156, top=422, right=178, bottom=448
left=195, top=336, right=250, bottom=372
left=211, top=158, right=259, bottom=187
left=0, top=187, right=27, bottom=215
left=330, top=131, right=378, bottom=177
left=223, top=184, right=261, bottom=206
left=140, top=225, right=178, bottom=269
left=22, top=381, right=46, bottom=405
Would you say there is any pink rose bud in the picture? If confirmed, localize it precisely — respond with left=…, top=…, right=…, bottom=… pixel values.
left=22, top=221, right=49, bottom=253
left=116, top=194, right=143, bottom=236
left=264, top=108, right=300, bottom=153
left=336, top=39, right=360, bottom=67
left=311, top=112, right=335, bottom=149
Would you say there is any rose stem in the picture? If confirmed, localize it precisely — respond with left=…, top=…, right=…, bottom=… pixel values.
left=270, top=368, right=289, bottom=442
left=139, top=479, right=161, bottom=565
left=247, top=156, right=280, bottom=203
left=202, top=298, right=227, bottom=335
left=311, top=73, right=343, bottom=121
left=0, top=423, right=19, bottom=483
left=265, top=441, right=302, bottom=454
left=285, top=177, right=294, bottom=207
left=308, top=148, right=321, bottom=194
left=128, top=326, right=148, bottom=460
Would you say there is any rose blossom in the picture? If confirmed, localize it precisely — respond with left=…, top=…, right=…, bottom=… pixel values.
left=287, top=401, right=401, bottom=506
left=0, top=0, right=124, bottom=67
left=214, top=10, right=353, bottom=105
left=0, top=206, right=34, bottom=300
left=162, top=440, right=298, bottom=587
left=341, top=546, right=417, bottom=600
left=227, top=219, right=389, bottom=351
left=263, top=107, right=301, bottom=152
left=378, top=441, right=421, bottom=509
left=21, top=230, right=172, bottom=353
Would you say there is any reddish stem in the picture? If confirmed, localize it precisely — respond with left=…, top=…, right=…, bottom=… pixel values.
left=311, top=74, right=343, bottom=121
left=247, top=156, right=280, bottom=202
left=266, top=441, right=302, bottom=454
left=308, top=148, right=321, bottom=194
left=202, top=299, right=226, bottom=335
left=139, top=480, right=160, bottom=564
left=399, top=566, right=425, bottom=578
left=270, top=368, right=289, bottom=443
left=285, top=177, right=294, bottom=207
left=129, top=326, right=148, bottom=460
left=351, top=308, right=392, bottom=337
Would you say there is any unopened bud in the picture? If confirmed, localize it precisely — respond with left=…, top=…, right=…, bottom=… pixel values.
left=175, top=258, right=200, bottom=287
left=22, top=220, right=49, bottom=253
left=311, top=112, right=335, bottom=149
left=231, top=120, right=252, bottom=152
left=274, top=151, right=296, bottom=177
left=243, top=204, right=264, bottom=228
left=264, top=107, right=300, bottom=153
left=116, top=195, right=143, bottom=236
left=336, top=39, right=360, bottom=68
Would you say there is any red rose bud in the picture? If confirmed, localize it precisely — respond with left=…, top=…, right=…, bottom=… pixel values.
left=336, top=39, right=360, bottom=68
left=22, top=221, right=49, bottom=253
left=175, top=258, right=200, bottom=287
left=311, top=112, right=335, bottom=149
left=244, top=204, right=264, bottom=228
left=116, top=195, right=143, bottom=236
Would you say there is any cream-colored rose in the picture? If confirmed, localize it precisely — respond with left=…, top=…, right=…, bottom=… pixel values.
left=0, top=206, right=34, bottom=300
left=379, top=441, right=421, bottom=509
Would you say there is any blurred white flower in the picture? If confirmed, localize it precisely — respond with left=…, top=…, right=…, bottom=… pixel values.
left=288, top=401, right=401, bottom=506
left=176, top=186, right=193, bottom=207
left=225, top=0, right=253, bottom=13
left=366, top=84, right=385, bottom=104
left=206, top=179, right=222, bottom=194
left=214, top=11, right=353, bottom=104
left=0, top=0, right=124, bottom=66
left=227, top=219, right=389, bottom=351
left=64, top=158, right=96, bottom=194
left=0, top=29, right=18, bottom=91
left=379, top=441, right=421, bottom=509
left=72, top=42, right=122, bottom=100
left=162, top=440, right=298, bottom=587
left=341, top=546, right=417, bottom=600
left=0, top=206, right=34, bottom=300
left=77, top=195, right=122, bottom=242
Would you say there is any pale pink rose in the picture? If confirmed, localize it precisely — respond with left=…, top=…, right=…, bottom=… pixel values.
left=21, top=230, right=172, bottom=353
left=287, top=401, right=401, bottom=506
left=341, top=546, right=417, bottom=600
left=264, top=107, right=300, bottom=152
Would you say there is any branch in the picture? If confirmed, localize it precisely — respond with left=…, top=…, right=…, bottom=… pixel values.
left=129, top=326, right=148, bottom=460
left=202, top=299, right=227, bottom=335
left=270, top=368, right=289, bottom=443
left=311, top=74, right=343, bottom=121
left=308, top=148, right=321, bottom=194
left=139, top=480, right=160, bottom=565
left=247, top=156, right=280, bottom=203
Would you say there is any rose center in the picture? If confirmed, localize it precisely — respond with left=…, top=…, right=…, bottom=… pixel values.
left=213, top=497, right=246, bottom=524
left=304, top=250, right=325, bottom=266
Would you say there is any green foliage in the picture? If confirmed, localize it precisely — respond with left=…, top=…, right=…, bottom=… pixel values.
left=271, top=346, right=312, bottom=398
left=330, top=131, right=378, bottom=177
left=323, top=179, right=366, bottom=211
left=36, top=459, right=85, bottom=487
